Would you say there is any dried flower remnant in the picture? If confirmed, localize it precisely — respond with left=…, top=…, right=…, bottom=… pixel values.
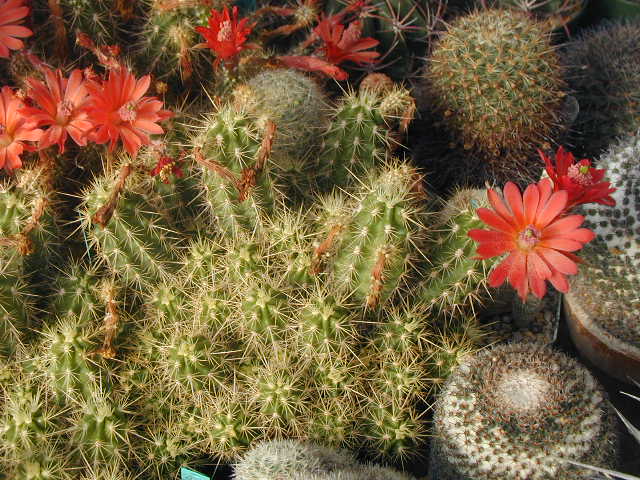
left=21, top=68, right=93, bottom=153
left=0, top=0, right=32, bottom=59
left=84, top=68, right=173, bottom=158
left=468, top=179, right=596, bottom=301
left=0, top=86, right=43, bottom=172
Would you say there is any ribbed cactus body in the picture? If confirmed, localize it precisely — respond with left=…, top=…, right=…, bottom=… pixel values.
left=59, top=0, right=119, bottom=44
left=416, top=188, right=495, bottom=318
left=320, top=163, right=428, bottom=308
left=0, top=264, right=32, bottom=358
left=429, top=343, right=618, bottom=480
left=193, top=106, right=277, bottom=238
left=81, top=169, right=180, bottom=290
left=321, top=86, right=413, bottom=188
left=138, top=0, right=210, bottom=83
left=49, top=265, right=102, bottom=321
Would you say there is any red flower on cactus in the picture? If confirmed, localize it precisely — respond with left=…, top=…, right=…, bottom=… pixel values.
left=280, top=17, right=379, bottom=80
left=0, top=86, right=43, bottom=172
left=21, top=68, right=93, bottom=153
left=85, top=68, right=173, bottom=158
left=0, top=0, right=32, bottom=59
left=468, top=179, right=596, bottom=301
left=196, top=6, right=254, bottom=67
left=539, top=146, right=616, bottom=210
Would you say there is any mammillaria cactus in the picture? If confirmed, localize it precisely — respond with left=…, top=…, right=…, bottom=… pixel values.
left=563, top=20, right=640, bottom=157
left=429, top=342, right=618, bottom=480
left=565, top=132, right=640, bottom=383
left=422, top=9, right=566, bottom=180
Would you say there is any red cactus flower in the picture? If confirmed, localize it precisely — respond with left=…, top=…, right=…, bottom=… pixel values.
left=468, top=179, right=596, bottom=301
left=280, top=16, right=379, bottom=80
left=539, top=146, right=616, bottom=210
left=0, top=0, right=32, bottom=59
left=0, top=86, right=43, bottom=172
left=21, top=68, right=93, bottom=153
left=196, top=6, right=254, bottom=68
left=85, top=68, right=173, bottom=158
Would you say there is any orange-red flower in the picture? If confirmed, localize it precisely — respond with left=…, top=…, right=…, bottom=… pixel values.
left=85, top=68, right=172, bottom=158
left=280, top=16, right=379, bottom=80
left=0, top=0, right=32, bottom=59
left=21, top=68, right=93, bottom=153
left=196, top=6, right=254, bottom=68
left=150, top=154, right=183, bottom=184
left=468, top=179, right=596, bottom=300
left=0, top=86, right=43, bottom=172
left=540, top=146, right=616, bottom=210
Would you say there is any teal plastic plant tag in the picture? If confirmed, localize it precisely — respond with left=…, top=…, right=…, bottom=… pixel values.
left=181, top=467, right=210, bottom=480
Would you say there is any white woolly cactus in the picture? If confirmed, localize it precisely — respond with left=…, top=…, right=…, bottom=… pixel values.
left=429, top=342, right=618, bottom=480
left=583, top=131, right=640, bottom=270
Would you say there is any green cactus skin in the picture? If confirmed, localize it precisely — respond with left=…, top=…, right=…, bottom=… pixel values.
left=369, top=303, right=430, bottom=359
left=424, top=9, right=566, bottom=158
left=316, top=162, right=429, bottom=309
left=563, top=20, right=640, bottom=158
left=0, top=379, right=63, bottom=462
left=320, top=86, right=414, bottom=189
left=0, top=262, right=33, bottom=358
left=69, top=390, right=135, bottom=467
left=429, top=343, right=619, bottom=480
left=362, top=392, right=426, bottom=463
left=10, top=443, right=73, bottom=480
left=307, top=395, right=360, bottom=449
left=49, top=264, right=103, bottom=322
left=415, top=188, right=497, bottom=319
left=59, top=0, right=119, bottom=45
left=235, top=69, right=330, bottom=195
left=192, top=105, right=278, bottom=238
left=137, top=0, right=211, bottom=84
left=36, top=315, right=104, bottom=402
left=80, top=166, right=181, bottom=290
left=232, top=439, right=358, bottom=480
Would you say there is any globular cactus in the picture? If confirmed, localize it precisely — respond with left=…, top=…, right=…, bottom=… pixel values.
left=57, top=0, right=120, bottom=46
left=563, top=20, right=640, bottom=157
left=422, top=9, right=566, bottom=176
left=232, top=439, right=358, bottom=480
left=0, top=261, right=34, bottom=358
left=48, top=263, right=103, bottom=322
left=320, top=81, right=415, bottom=189
left=234, top=69, right=330, bottom=196
left=483, top=0, right=585, bottom=31
left=414, top=188, right=497, bottom=319
left=429, top=342, right=618, bottom=480
left=137, top=0, right=211, bottom=84
left=312, top=161, right=429, bottom=309
left=191, top=104, right=279, bottom=238
left=79, top=162, right=181, bottom=290
left=566, top=132, right=640, bottom=381
left=10, top=443, right=73, bottom=480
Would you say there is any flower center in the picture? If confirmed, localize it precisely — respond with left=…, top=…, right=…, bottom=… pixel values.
left=518, top=225, right=541, bottom=250
left=118, top=101, right=137, bottom=122
left=217, top=21, right=233, bottom=42
left=57, top=100, right=74, bottom=118
left=568, top=160, right=593, bottom=186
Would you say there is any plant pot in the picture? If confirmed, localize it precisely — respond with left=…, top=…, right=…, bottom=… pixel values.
left=564, top=290, right=640, bottom=384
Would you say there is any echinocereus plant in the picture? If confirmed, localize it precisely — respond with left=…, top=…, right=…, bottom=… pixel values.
left=468, top=146, right=616, bottom=301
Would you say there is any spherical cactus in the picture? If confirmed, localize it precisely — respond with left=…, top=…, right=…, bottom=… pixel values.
left=563, top=20, right=640, bottom=157
left=484, top=0, right=585, bottom=31
left=423, top=9, right=566, bottom=167
left=564, top=132, right=640, bottom=382
left=429, top=342, right=618, bottom=480
left=49, top=263, right=103, bottom=322
left=59, top=0, right=120, bottom=45
left=233, top=439, right=358, bottom=480
left=234, top=69, right=330, bottom=195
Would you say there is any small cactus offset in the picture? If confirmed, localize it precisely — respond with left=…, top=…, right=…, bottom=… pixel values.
left=321, top=80, right=415, bottom=189
left=429, top=342, right=618, bottom=480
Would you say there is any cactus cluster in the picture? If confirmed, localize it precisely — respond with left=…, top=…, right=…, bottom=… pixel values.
left=429, top=342, right=619, bottom=480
